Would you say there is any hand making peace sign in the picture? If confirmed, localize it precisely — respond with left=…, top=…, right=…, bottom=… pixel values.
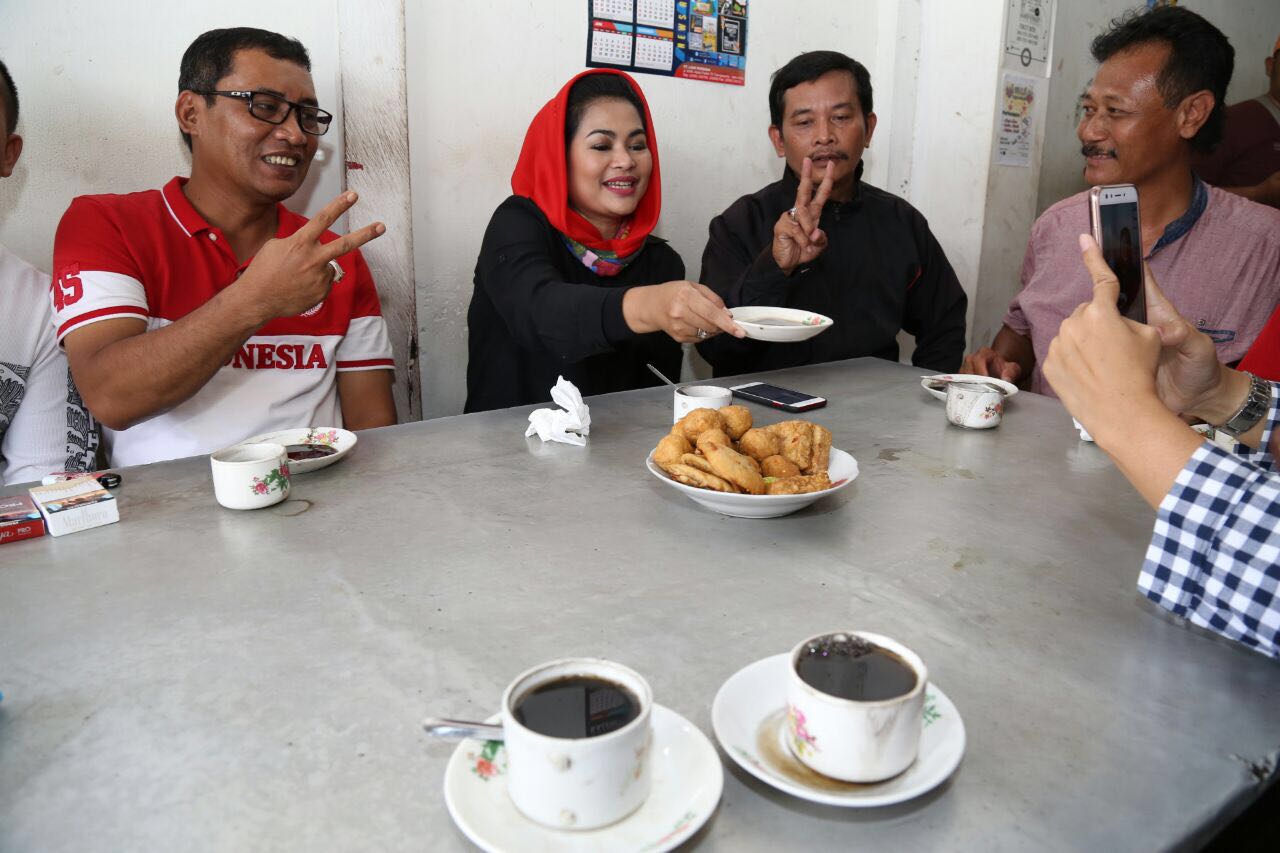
left=772, top=157, right=834, bottom=275
left=243, top=191, right=387, bottom=320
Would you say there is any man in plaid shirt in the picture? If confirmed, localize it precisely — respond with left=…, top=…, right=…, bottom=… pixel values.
left=1045, top=234, right=1279, bottom=658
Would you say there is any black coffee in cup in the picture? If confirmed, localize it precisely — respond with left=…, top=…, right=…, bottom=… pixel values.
left=795, top=633, right=918, bottom=701
left=514, top=676, right=640, bottom=738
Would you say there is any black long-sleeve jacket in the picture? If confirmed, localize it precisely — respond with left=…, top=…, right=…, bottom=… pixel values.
left=465, top=196, right=684, bottom=413
left=697, top=165, right=967, bottom=376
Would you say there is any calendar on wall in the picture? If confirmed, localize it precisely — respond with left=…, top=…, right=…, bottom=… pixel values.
left=586, top=0, right=748, bottom=86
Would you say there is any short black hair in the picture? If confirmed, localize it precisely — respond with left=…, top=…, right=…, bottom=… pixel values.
left=769, top=51, right=873, bottom=128
left=177, top=27, right=311, bottom=150
left=564, top=73, right=646, bottom=142
left=1090, top=6, right=1234, bottom=152
left=0, top=58, right=18, bottom=135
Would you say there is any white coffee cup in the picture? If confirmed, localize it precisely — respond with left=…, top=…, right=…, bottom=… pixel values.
left=945, top=381, right=1004, bottom=429
left=673, top=384, right=731, bottom=422
left=210, top=442, right=291, bottom=510
left=785, top=631, right=928, bottom=783
left=501, top=658, right=653, bottom=830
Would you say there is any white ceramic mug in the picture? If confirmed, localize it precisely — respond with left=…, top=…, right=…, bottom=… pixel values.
left=210, top=442, right=291, bottom=510
left=945, top=381, right=1004, bottom=429
left=673, top=384, right=731, bottom=422
left=785, top=631, right=928, bottom=782
left=500, top=658, right=653, bottom=830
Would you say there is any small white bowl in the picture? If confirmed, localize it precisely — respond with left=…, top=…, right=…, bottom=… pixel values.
left=729, top=307, right=834, bottom=342
left=646, top=448, right=858, bottom=519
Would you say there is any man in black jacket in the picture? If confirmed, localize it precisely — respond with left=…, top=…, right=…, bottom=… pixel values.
left=698, top=51, right=968, bottom=376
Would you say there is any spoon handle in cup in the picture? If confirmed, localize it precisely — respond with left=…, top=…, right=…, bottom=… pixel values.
left=422, top=717, right=505, bottom=741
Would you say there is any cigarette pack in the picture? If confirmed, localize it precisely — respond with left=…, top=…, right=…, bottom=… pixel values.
left=0, top=494, right=46, bottom=545
left=28, top=476, right=119, bottom=537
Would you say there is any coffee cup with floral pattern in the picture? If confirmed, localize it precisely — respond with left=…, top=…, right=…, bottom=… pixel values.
left=210, top=442, right=291, bottom=510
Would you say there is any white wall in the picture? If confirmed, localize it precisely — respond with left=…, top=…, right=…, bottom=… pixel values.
left=407, top=0, right=904, bottom=417
left=1036, top=0, right=1280, bottom=216
left=0, top=2, right=345, bottom=271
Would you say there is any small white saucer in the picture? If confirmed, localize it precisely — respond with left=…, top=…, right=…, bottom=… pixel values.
left=237, top=427, right=356, bottom=473
left=920, top=374, right=1018, bottom=402
left=711, top=654, right=965, bottom=807
left=443, top=704, right=722, bottom=852
left=730, top=306, right=834, bottom=342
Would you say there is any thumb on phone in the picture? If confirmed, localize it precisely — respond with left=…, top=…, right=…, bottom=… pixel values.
left=1077, top=234, right=1120, bottom=312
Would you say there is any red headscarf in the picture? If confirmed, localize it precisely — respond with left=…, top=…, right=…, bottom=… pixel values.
left=510, top=69, right=662, bottom=258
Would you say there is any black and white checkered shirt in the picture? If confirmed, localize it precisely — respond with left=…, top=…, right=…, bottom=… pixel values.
left=1141, top=382, right=1280, bottom=658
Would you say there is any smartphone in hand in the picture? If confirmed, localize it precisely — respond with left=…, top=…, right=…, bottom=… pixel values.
left=1088, top=184, right=1146, bottom=322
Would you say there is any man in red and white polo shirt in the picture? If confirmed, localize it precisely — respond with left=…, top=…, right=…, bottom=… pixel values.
left=51, top=27, right=396, bottom=468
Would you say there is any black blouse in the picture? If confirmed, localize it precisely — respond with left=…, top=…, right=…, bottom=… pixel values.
left=465, top=196, right=685, bottom=413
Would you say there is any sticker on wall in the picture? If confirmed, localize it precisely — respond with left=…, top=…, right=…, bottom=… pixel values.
left=1003, top=0, right=1055, bottom=77
left=994, top=72, right=1043, bottom=167
left=586, top=0, right=748, bottom=86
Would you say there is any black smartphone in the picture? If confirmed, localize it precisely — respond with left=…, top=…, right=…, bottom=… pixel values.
left=1088, top=183, right=1146, bottom=322
left=729, top=381, right=827, bottom=413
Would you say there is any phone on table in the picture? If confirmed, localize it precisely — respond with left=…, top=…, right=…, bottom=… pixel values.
left=729, top=381, right=827, bottom=413
left=1088, top=183, right=1146, bottom=322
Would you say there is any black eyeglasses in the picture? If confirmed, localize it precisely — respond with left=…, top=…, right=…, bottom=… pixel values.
left=199, top=90, right=333, bottom=136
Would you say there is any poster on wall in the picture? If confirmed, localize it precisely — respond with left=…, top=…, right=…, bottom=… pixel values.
left=1003, top=0, right=1055, bottom=77
left=994, top=72, right=1043, bottom=167
left=586, top=1, right=748, bottom=86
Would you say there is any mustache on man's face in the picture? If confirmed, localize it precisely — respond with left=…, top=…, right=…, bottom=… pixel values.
left=1081, top=144, right=1117, bottom=158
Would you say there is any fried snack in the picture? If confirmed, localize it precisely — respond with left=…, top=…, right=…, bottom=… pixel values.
left=719, top=405, right=753, bottom=440
left=777, top=421, right=813, bottom=471
left=704, top=444, right=766, bottom=495
left=743, top=454, right=762, bottom=474
left=676, top=408, right=725, bottom=442
left=807, top=424, right=832, bottom=475
left=737, top=427, right=780, bottom=461
left=696, top=428, right=732, bottom=455
left=654, top=433, right=692, bottom=466
left=680, top=453, right=716, bottom=474
left=662, top=462, right=737, bottom=493
left=761, top=455, right=801, bottom=479
left=765, top=472, right=832, bottom=495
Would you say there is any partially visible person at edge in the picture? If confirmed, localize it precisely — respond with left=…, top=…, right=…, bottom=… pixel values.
left=1046, top=234, right=1279, bottom=658
left=50, top=27, right=395, bottom=469
left=697, top=50, right=968, bottom=378
left=0, top=57, right=97, bottom=485
left=964, top=6, right=1280, bottom=397
left=465, top=69, right=742, bottom=413
left=1192, top=34, right=1280, bottom=209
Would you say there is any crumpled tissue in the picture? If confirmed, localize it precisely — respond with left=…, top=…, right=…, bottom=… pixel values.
left=525, top=376, right=592, bottom=446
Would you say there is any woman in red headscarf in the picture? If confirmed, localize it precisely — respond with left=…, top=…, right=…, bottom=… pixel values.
left=465, top=69, right=742, bottom=413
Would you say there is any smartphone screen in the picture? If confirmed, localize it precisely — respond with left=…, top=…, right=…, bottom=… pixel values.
left=731, top=382, right=826, bottom=411
left=1097, top=199, right=1145, bottom=322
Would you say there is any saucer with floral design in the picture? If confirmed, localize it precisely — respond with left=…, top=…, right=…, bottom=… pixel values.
left=237, top=427, right=356, bottom=474
left=443, top=704, right=721, bottom=852
left=711, top=654, right=965, bottom=807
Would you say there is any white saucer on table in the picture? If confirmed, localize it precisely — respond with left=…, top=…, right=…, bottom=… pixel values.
left=237, top=427, right=356, bottom=473
left=443, top=704, right=722, bottom=852
left=711, top=654, right=965, bottom=808
left=920, top=374, right=1019, bottom=402
left=729, top=307, right=834, bottom=342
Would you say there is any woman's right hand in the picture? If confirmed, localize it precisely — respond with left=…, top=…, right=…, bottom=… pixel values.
left=622, top=280, right=746, bottom=343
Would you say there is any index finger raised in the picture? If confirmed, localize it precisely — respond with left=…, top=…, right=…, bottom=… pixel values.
left=320, top=221, right=386, bottom=261
left=1077, top=234, right=1120, bottom=311
left=300, top=191, right=359, bottom=242
left=810, top=160, right=834, bottom=211
left=794, top=157, right=814, bottom=208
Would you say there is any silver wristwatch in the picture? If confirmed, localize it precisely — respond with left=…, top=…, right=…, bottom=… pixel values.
left=1217, top=372, right=1271, bottom=439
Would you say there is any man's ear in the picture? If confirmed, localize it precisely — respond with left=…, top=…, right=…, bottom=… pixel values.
left=1176, top=90, right=1214, bottom=142
left=175, top=91, right=203, bottom=144
left=0, top=132, right=22, bottom=178
left=768, top=124, right=785, bottom=158
left=864, top=112, right=878, bottom=147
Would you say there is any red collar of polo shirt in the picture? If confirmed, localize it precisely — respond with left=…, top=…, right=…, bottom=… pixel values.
left=160, top=176, right=296, bottom=246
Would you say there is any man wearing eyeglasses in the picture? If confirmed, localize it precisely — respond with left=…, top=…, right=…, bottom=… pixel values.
left=49, top=28, right=396, bottom=468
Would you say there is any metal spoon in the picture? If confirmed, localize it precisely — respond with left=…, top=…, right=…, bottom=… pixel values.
left=646, top=363, right=676, bottom=386
left=423, top=717, right=505, bottom=741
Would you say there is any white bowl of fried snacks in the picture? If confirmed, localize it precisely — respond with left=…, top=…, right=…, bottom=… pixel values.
left=646, top=406, right=858, bottom=519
